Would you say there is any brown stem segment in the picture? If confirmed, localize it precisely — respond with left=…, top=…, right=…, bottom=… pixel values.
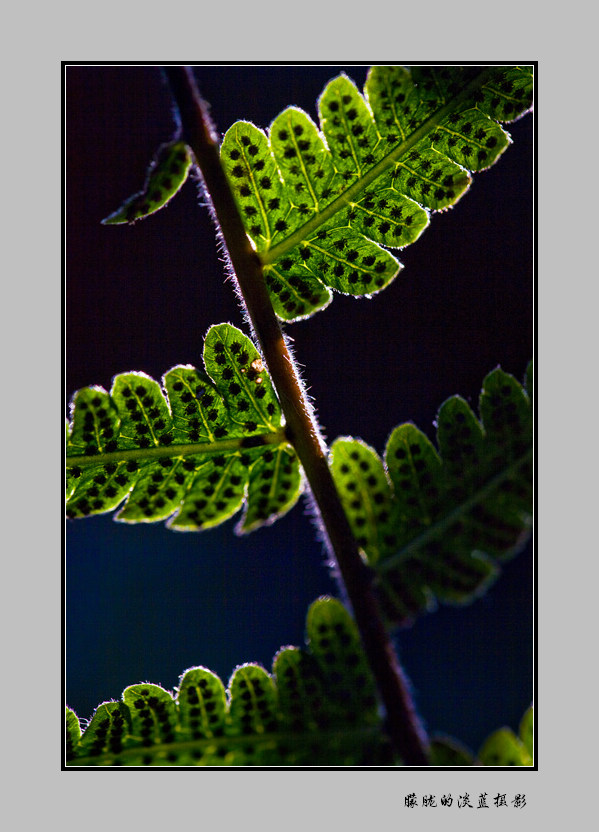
left=163, top=66, right=430, bottom=766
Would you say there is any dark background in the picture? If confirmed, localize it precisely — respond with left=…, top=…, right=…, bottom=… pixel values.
left=65, top=64, right=534, bottom=755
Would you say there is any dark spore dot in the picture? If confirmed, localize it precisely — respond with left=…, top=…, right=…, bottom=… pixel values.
left=214, top=427, right=227, bottom=439
left=259, top=176, right=272, bottom=189
left=239, top=185, right=251, bottom=197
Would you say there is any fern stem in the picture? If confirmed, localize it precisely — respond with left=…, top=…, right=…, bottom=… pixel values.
left=163, top=66, right=430, bottom=766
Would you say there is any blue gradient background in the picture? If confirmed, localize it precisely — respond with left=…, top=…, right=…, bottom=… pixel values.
left=65, top=64, right=534, bottom=754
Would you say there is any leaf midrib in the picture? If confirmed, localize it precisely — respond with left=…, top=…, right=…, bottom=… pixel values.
left=377, top=447, right=533, bottom=575
left=66, top=428, right=288, bottom=468
left=67, top=723, right=383, bottom=766
left=261, top=67, right=493, bottom=266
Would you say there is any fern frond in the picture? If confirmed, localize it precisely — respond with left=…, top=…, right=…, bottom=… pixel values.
left=101, top=140, right=193, bottom=225
left=221, top=65, right=533, bottom=321
left=331, top=362, right=533, bottom=627
left=66, top=597, right=392, bottom=767
left=66, top=597, right=533, bottom=767
left=430, top=704, right=534, bottom=767
left=477, top=705, right=534, bottom=766
left=65, top=324, right=302, bottom=533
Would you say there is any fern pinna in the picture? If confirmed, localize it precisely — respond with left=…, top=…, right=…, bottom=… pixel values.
left=66, top=324, right=301, bottom=532
left=66, top=596, right=533, bottom=767
left=331, top=363, right=533, bottom=627
left=220, top=65, right=533, bottom=321
left=103, top=66, right=533, bottom=322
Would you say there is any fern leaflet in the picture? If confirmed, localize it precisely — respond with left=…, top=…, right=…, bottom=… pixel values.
left=66, top=595, right=533, bottom=767
left=331, top=362, right=533, bottom=627
left=65, top=324, right=302, bottom=533
left=101, top=140, right=193, bottom=224
left=65, top=597, right=391, bottom=767
left=477, top=704, right=534, bottom=766
left=430, top=705, right=533, bottom=766
left=220, top=65, right=533, bottom=321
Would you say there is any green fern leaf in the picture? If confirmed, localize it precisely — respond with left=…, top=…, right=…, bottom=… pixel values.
left=65, top=707, right=82, bottom=762
left=477, top=705, right=534, bottom=766
left=101, top=140, right=192, bottom=225
left=331, top=362, right=533, bottom=627
left=430, top=704, right=534, bottom=767
left=519, top=703, right=534, bottom=760
left=221, top=65, right=533, bottom=321
left=65, top=324, right=302, bottom=533
left=66, top=597, right=391, bottom=767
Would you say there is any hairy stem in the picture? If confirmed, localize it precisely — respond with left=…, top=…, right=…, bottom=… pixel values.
left=163, top=66, right=430, bottom=766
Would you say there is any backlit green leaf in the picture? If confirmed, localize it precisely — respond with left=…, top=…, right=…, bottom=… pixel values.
left=478, top=726, right=531, bottom=767
left=221, top=65, right=533, bottom=321
left=65, top=324, right=302, bottom=534
left=66, top=597, right=391, bottom=767
left=331, top=362, right=533, bottom=627
left=102, top=140, right=192, bottom=224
